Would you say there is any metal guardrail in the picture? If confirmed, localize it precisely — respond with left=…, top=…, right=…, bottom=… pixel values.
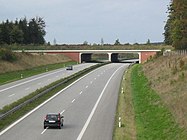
left=0, top=63, right=105, bottom=120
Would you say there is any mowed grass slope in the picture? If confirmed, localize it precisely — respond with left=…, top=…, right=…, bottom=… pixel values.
left=0, top=52, right=75, bottom=84
left=143, top=55, right=187, bottom=133
left=114, top=60, right=187, bottom=139
left=132, top=65, right=186, bottom=140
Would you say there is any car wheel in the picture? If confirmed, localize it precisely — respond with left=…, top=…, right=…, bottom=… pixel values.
left=44, top=126, right=46, bottom=129
left=59, top=125, right=61, bottom=129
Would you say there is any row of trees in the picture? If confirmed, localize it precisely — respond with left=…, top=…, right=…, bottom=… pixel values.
left=0, top=17, right=46, bottom=45
left=164, top=0, right=187, bottom=49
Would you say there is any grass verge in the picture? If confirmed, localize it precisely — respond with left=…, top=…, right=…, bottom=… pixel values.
left=114, top=64, right=187, bottom=140
left=113, top=67, right=136, bottom=140
left=131, top=65, right=187, bottom=140
left=0, top=63, right=106, bottom=131
left=0, top=61, right=77, bottom=85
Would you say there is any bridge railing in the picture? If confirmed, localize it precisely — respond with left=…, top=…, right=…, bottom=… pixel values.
left=163, top=50, right=187, bottom=56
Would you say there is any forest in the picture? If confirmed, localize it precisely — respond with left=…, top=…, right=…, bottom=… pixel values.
left=0, top=17, right=46, bottom=45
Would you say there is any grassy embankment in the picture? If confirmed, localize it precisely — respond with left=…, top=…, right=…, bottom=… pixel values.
left=0, top=52, right=76, bottom=85
left=114, top=63, right=187, bottom=139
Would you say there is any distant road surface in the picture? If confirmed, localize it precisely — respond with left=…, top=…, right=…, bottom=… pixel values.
left=0, top=63, right=129, bottom=140
left=0, top=63, right=96, bottom=109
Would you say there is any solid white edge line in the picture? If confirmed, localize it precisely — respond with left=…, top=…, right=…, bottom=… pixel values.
left=0, top=69, right=66, bottom=93
left=0, top=65, right=101, bottom=136
left=76, top=65, right=124, bottom=140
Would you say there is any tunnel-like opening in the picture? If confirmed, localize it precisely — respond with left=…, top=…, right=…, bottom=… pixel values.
left=80, top=52, right=139, bottom=63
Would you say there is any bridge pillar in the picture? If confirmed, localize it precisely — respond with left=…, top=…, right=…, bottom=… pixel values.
left=138, top=52, right=141, bottom=63
left=108, top=53, right=112, bottom=62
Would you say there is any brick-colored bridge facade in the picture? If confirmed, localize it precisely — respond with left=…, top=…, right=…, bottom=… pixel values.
left=15, top=50, right=160, bottom=63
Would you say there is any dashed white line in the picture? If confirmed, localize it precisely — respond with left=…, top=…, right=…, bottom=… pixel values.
left=0, top=69, right=65, bottom=93
left=76, top=65, right=124, bottom=140
left=79, top=91, right=83, bottom=95
left=94, top=78, right=97, bottom=80
left=86, top=86, right=88, bottom=88
left=8, top=94, right=15, bottom=97
left=90, top=81, right=93, bottom=84
left=72, top=99, right=75, bottom=103
left=38, top=83, right=42, bottom=85
left=0, top=65, right=99, bottom=136
left=41, top=127, right=48, bottom=134
left=61, top=110, right=65, bottom=114
left=25, top=87, right=30, bottom=90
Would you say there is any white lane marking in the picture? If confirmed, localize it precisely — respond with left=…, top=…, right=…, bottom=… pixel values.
left=72, top=99, right=75, bottom=103
left=79, top=91, right=83, bottom=95
left=94, top=78, right=96, bottom=80
left=61, top=110, right=65, bottom=114
left=85, top=86, right=88, bottom=88
left=38, top=83, right=42, bottom=85
left=90, top=81, right=93, bottom=84
left=8, top=94, right=15, bottom=97
left=0, top=64, right=103, bottom=136
left=25, top=87, right=30, bottom=90
left=97, top=74, right=100, bottom=77
left=41, top=127, right=48, bottom=134
left=76, top=65, right=124, bottom=140
left=0, top=69, right=66, bottom=93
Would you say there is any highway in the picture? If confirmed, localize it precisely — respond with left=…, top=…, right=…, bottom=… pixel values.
left=0, top=63, right=96, bottom=109
left=0, top=63, right=129, bottom=140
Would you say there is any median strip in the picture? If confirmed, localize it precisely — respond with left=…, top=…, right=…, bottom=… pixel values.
left=0, top=63, right=107, bottom=132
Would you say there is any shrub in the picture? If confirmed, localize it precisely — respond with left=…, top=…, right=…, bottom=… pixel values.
left=0, top=48, right=17, bottom=62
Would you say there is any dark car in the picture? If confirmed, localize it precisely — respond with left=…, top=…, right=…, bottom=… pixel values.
left=44, top=113, right=64, bottom=129
left=66, top=65, right=73, bottom=70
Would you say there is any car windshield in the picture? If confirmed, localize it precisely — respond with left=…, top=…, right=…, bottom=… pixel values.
left=47, top=114, right=58, bottom=120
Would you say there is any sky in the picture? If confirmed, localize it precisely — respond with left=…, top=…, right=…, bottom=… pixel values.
left=0, top=0, right=170, bottom=44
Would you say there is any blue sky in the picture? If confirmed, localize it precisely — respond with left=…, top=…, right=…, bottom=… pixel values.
left=0, top=0, right=170, bottom=44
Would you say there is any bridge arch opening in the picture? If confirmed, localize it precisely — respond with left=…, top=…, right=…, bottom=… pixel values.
left=80, top=52, right=140, bottom=63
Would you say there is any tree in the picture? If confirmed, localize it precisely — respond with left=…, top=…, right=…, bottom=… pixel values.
left=146, top=39, right=151, bottom=45
left=10, top=25, right=24, bottom=44
left=28, top=17, right=46, bottom=44
left=114, top=39, right=120, bottom=45
left=83, top=41, right=88, bottom=45
left=164, top=0, right=187, bottom=49
left=0, top=17, right=46, bottom=45
left=101, top=38, right=104, bottom=46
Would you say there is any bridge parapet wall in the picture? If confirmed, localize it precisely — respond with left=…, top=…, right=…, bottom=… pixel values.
left=47, top=52, right=80, bottom=62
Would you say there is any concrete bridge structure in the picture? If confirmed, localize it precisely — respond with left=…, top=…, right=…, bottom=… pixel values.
left=15, top=50, right=161, bottom=63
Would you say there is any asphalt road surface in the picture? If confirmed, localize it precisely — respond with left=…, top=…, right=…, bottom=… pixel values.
left=0, top=63, right=96, bottom=109
left=0, top=63, right=129, bottom=140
